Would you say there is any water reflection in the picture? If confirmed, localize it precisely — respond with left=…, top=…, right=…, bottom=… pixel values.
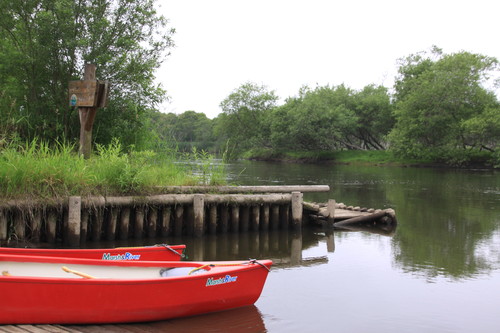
left=157, top=225, right=396, bottom=269
left=67, top=305, right=266, bottom=333
left=226, top=160, right=500, bottom=281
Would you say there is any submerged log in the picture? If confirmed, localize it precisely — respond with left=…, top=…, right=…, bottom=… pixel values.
left=333, top=210, right=390, bottom=227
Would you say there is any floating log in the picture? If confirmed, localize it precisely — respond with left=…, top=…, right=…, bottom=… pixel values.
left=333, top=210, right=388, bottom=227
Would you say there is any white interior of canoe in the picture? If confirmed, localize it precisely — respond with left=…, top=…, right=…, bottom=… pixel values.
left=1, top=261, right=205, bottom=279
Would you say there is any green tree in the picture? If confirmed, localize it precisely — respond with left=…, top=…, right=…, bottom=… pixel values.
left=389, top=47, right=499, bottom=165
left=218, top=82, right=278, bottom=151
left=351, top=84, right=394, bottom=150
left=0, top=0, right=173, bottom=148
left=148, top=111, right=216, bottom=152
left=270, top=85, right=361, bottom=150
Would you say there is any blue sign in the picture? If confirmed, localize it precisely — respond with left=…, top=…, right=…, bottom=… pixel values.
left=70, top=94, right=77, bottom=107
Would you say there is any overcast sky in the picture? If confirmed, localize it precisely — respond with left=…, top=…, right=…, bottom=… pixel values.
left=155, top=0, right=500, bottom=118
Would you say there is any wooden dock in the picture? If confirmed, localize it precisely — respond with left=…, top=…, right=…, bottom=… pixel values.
left=0, top=185, right=396, bottom=247
left=303, top=200, right=397, bottom=227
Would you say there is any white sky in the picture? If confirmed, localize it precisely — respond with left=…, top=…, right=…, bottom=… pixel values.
left=155, top=0, right=500, bottom=118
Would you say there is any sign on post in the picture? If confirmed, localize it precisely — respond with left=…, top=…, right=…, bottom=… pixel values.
left=69, top=64, right=109, bottom=159
left=68, top=80, right=98, bottom=107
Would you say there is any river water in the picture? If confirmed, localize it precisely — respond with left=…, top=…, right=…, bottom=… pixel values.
left=78, top=160, right=500, bottom=332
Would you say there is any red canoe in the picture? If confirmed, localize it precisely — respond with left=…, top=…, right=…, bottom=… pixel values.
left=0, top=254, right=272, bottom=324
left=0, top=243, right=185, bottom=261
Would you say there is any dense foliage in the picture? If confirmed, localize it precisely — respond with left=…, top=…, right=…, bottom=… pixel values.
left=210, top=48, right=499, bottom=167
left=0, top=0, right=173, bottom=148
left=389, top=47, right=500, bottom=165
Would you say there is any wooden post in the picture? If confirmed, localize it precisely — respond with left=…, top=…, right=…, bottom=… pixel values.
left=251, top=205, right=260, bottom=231
left=0, top=210, right=7, bottom=241
left=174, top=205, right=184, bottom=237
left=291, top=192, right=303, bottom=229
left=66, top=196, right=81, bottom=247
left=92, top=209, right=103, bottom=241
left=161, top=206, right=171, bottom=237
left=30, top=209, right=42, bottom=243
left=80, top=209, right=89, bottom=243
left=220, top=205, right=229, bottom=233
left=119, top=207, right=130, bottom=240
left=261, top=205, right=270, bottom=230
left=106, top=207, right=118, bottom=241
left=280, top=205, right=289, bottom=229
left=46, top=210, right=58, bottom=244
left=240, top=206, right=250, bottom=232
left=193, top=194, right=205, bottom=237
left=14, top=211, right=25, bottom=240
left=271, top=205, right=280, bottom=230
left=185, top=206, right=194, bottom=235
left=327, top=199, right=336, bottom=227
left=78, top=64, right=97, bottom=159
left=134, top=207, right=144, bottom=239
left=147, top=207, right=158, bottom=238
left=208, top=205, right=217, bottom=234
left=231, top=206, right=239, bottom=233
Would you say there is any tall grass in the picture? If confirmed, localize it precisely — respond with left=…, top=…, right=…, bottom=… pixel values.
left=0, top=139, right=227, bottom=199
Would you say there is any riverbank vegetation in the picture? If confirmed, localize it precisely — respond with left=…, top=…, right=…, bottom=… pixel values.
left=0, top=2, right=498, bottom=169
left=0, top=140, right=226, bottom=200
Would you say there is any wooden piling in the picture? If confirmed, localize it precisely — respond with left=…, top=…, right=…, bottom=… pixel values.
left=193, top=194, right=205, bottom=237
left=291, top=192, right=303, bottom=229
left=240, top=206, right=250, bottom=232
left=106, top=207, right=118, bottom=241
left=46, top=210, right=58, bottom=244
left=231, top=206, right=240, bottom=233
left=30, top=210, right=42, bottom=242
left=0, top=186, right=385, bottom=242
left=134, top=207, right=144, bottom=239
left=220, top=205, right=229, bottom=233
left=271, top=205, right=280, bottom=230
left=251, top=205, right=260, bottom=231
left=208, top=205, right=217, bottom=234
left=14, top=211, right=25, bottom=240
left=0, top=210, right=7, bottom=241
left=66, top=196, right=81, bottom=247
left=280, top=205, right=290, bottom=229
left=92, top=209, right=103, bottom=241
left=327, top=199, right=336, bottom=227
left=80, top=209, right=89, bottom=243
left=147, top=207, right=158, bottom=238
left=161, top=206, right=171, bottom=237
left=174, top=205, right=184, bottom=236
left=118, top=207, right=130, bottom=240
left=261, top=204, right=270, bottom=230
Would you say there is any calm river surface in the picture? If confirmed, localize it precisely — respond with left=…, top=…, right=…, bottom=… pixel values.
left=87, top=160, right=499, bottom=332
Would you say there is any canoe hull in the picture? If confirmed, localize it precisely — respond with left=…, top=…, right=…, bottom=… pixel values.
left=0, top=244, right=185, bottom=261
left=0, top=255, right=272, bottom=324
